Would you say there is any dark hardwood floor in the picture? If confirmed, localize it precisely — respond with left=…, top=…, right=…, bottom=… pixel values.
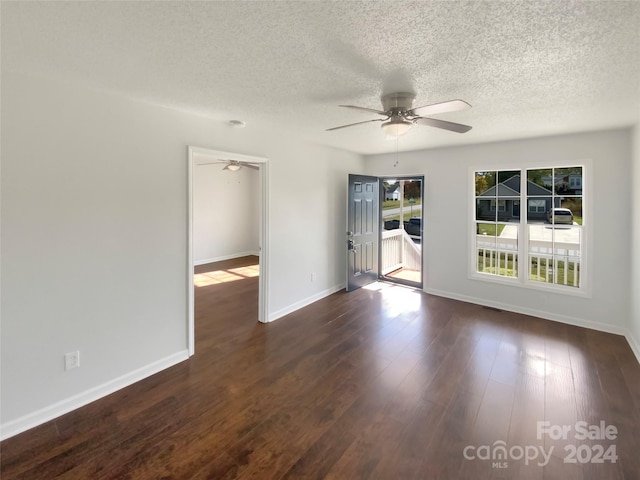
left=2, top=255, right=639, bottom=479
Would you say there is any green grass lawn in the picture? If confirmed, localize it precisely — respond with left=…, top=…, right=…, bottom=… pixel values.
left=382, top=199, right=421, bottom=210
left=477, top=253, right=579, bottom=286
left=528, top=258, right=579, bottom=286
left=477, top=252, right=517, bottom=277
left=384, top=212, right=421, bottom=222
left=476, top=224, right=506, bottom=236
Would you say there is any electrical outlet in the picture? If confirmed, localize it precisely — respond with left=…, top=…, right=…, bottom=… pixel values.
left=65, top=351, right=80, bottom=371
left=311, top=272, right=316, bottom=282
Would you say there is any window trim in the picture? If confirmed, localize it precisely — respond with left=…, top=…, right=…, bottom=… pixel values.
left=469, top=162, right=591, bottom=298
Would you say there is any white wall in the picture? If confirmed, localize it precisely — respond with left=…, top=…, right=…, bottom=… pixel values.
left=266, top=140, right=361, bottom=319
left=0, top=71, right=363, bottom=438
left=631, top=124, right=640, bottom=357
left=193, top=162, right=259, bottom=264
left=365, top=129, right=633, bottom=334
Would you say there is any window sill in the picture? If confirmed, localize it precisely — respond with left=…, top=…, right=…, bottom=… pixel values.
left=469, top=271, right=590, bottom=298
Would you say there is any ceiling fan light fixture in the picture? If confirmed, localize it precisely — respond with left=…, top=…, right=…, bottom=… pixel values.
left=328, top=92, right=472, bottom=135
left=223, top=163, right=241, bottom=171
left=381, top=118, right=413, bottom=137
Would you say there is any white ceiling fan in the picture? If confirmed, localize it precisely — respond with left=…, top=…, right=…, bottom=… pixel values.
left=327, top=92, right=472, bottom=136
left=198, top=159, right=259, bottom=171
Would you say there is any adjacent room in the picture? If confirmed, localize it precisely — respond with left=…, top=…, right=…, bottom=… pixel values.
left=191, top=150, right=262, bottom=331
left=1, top=1, right=639, bottom=478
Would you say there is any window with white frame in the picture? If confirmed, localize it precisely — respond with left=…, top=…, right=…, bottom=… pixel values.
left=473, top=166, right=584, bottom=290
left=528, top=199, right=546, bottom=213
left=475, top=170, right=520, bottom=278
left=490, top=199, right=506, bottom=212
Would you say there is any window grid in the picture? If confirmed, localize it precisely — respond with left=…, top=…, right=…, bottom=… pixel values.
left=474, top=171, right=520, bottom=279
left=526, top=167, right=582, bottom=289
left=473, top=166, right=584, bottom=291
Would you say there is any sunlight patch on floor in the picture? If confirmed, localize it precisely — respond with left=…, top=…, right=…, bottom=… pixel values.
left=363, top=282, right=392, bottom=291
left=194, top=264, right=259, bottom=287
left=363, top=281, right=423, bottom=315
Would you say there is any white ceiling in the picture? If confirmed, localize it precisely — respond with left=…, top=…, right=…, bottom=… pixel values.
left=2, top=1, right=639, bottom=155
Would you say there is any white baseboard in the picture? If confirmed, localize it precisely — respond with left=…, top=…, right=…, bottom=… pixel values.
left=268, top=283, right=345, bottom=322
left=0, top=349, right=189, bottom=441
left=4, top=290, right=637, bottom=442
left=194, top=251, right=260, bottom=266
left=424, top=287, right=629, bottom=336
left=425, top=287, right=640, bottom=366
left=626, top=331, right=640, bottom=366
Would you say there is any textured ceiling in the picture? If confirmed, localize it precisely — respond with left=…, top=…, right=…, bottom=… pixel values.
left=2, top=1, right=639, bottom=154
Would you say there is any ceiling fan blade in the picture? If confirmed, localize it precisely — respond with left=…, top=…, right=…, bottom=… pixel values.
left=326, top=118, right=384, bottom=131
left=409, top=99, right=471, bottom=117
left=338, top=105, right=388, bottom=116
left=200, top=159, right=259, bottom=169
left=414, top=117, right=472, bottom=133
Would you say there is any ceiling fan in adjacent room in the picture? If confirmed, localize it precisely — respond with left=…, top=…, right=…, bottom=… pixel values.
left=327, top=92, right=472, bottom=136
left=198, top=159, right=259, bottom=171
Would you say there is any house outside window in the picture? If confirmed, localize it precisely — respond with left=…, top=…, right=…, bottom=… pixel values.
left=475, top=170, right=520, bottom=278
left=473, top=166, right=585, bottom=293
left=490, top=199, right=507, bottom=212
left=528, top=199, right=546, bottom=213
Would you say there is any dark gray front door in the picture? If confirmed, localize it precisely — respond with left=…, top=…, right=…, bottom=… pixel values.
left=347, top=174, right=379, bottom=291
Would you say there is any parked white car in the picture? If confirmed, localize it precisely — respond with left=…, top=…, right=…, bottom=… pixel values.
left=546, top=208, right=573, bottom=224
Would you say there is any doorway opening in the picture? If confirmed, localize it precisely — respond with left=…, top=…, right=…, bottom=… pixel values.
left=379, top=176, right=424, bottom=288
left=193, top=255, right=260, bottom=349
left=346, top=174, right=423, bottom=293
left=187, top=146, right=269, bottom=356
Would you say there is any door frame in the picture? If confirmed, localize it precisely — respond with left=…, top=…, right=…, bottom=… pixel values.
left=187, top=146, right=270, bottom=356
left=378, top=175, right=425, bottom=289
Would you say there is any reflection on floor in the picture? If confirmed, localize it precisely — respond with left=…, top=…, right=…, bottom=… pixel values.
left=194, top=255, right=259, bottom=325
left=3, top=258, right=639, bottom=479
left=194, top=262, right=259, bottom=287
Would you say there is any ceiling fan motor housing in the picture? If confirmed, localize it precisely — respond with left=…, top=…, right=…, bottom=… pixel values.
left=381, top=92, right=416, bottom=113
left=381, top=93, right=417, bottom=135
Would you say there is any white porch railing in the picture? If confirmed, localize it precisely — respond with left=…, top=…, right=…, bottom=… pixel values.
left=476, top=235, right=581, bottom=287
left=381, top=229, right=421, bottom=275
